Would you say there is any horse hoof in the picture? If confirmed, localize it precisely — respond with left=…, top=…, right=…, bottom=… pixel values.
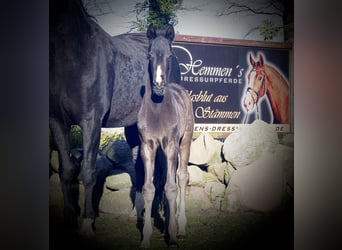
left=177, top=234, right=186, bottom=239
left=139, top=241, right=150, bottom=248
left=168, top=241, right=179, bottom=248
left=177, top=229, right=186, bottom=238
left=129, top=208, right=137, bottom=217
left=79, top=218, right=95, bottom=237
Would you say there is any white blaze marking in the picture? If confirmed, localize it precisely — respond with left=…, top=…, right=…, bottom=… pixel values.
left=249, top=70, right=256, bottom=85
left=155, top=65, right=163, bottom=85
left=244, top=70, right=257, bottom=111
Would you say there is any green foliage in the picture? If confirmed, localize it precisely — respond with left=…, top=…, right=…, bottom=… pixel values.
left=70, top=125, right=83, bottom=148
left=49, top=126, right=83, bottom=150
left=259, top=19, right=281, bottom=41
left=66, top=126, right=126, bottom=150
left=99, top=131, right=126, bottom=151
left=132, top=0, right=182, bottom=31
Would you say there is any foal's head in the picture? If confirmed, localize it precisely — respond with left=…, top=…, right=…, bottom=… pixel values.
left=146, top=24, right=175, bottom=97
left=243, top=53, right=267, bottom=112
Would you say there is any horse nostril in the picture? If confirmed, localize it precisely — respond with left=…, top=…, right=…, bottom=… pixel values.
left=244, top=101, right=251, bottom=111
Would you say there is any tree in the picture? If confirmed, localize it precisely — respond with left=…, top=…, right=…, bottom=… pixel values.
left=83, top=0, right=114, bottom=17
left=217, top=0, right=293, bottom=42
left=131, top=0, right=183, bottom=31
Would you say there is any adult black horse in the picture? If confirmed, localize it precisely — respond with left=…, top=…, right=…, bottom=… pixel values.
left=49, top=0, right=180, bottom=235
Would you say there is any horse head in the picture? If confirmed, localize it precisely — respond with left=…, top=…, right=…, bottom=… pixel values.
left=243, top=53, right=267, bottom=112
left=147, top=24, right=175, bottom=97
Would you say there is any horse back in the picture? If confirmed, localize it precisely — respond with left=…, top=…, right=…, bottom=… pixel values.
left=102, top=34, right=150, bottom=127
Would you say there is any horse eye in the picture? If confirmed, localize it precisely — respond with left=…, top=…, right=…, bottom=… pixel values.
left=258, top=76, right=263, bottom=81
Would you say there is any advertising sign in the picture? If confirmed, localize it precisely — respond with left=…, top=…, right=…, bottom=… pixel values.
left=173, top=36, right=291, bottom=137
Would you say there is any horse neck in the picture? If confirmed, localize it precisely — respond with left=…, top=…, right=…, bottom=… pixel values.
left=264, top=65, right=289, bottom=123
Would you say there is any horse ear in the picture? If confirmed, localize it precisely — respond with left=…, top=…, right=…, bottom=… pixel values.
left=259, top=54, right=264, bottom=66
left=249, top=54, right=255, bottom=66
left=147, top=24, right=157, bottom=40
left=165, top=25, right=175, bottom=42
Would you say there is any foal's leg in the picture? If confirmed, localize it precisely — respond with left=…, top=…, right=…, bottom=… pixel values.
left=134, top=147, right=145, bottom=219
left=50, top=118, right=80, bottom=229
left=164, top=140, right=179, bottom=246
left=177, top=130, right=192, bottom=236
left=79, top=118, right=102, bottom=236
left=140, top=141, right=157, bottom=248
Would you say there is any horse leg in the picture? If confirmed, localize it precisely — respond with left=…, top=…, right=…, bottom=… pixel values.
left=50, top=118, right=80, bottom=229
left=140, top=141, right=157, bottom=248
left=163, top=140, right=179, bottom=246
left=177, top=131, right=192, bottom=236
left=79, top=118, right=102, bottom=236
left=133, top=147, right=145, bottom=219
left=125, top=124, right=144, bottom=218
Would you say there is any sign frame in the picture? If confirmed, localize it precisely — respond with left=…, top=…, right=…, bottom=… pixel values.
left=173, top=34, right=293, bottom=138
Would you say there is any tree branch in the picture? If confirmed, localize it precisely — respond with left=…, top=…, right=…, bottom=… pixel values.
left=217, top=0, right=283, bottom=17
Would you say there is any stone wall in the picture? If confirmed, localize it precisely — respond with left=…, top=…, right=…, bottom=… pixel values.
left=49, top=120, right=293, bottom=215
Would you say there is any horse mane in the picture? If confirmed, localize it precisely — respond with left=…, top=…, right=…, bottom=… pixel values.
left=264, top=64, right=289, bottom=123
left=50, top=0, right=97, bottom=41
left=264, top=64, right=289, bottom=92
left=50, top=0, right=114, bottom=60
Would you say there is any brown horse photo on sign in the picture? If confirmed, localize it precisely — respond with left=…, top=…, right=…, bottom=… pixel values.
left=242, top=53, right=290, bottom=124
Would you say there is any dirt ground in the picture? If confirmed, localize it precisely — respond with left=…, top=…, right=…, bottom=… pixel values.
left=49, top=174, right=293, bottom=250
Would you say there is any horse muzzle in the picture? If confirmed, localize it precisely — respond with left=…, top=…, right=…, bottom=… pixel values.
left=152, top=83, right=165, bottom=96
left=243, top=93, right=255, bottom=112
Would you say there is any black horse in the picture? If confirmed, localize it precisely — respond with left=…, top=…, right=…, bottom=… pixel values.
left=49, top=0, right=180, bottom=235
left=137, top=24, right=194, bottom=248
